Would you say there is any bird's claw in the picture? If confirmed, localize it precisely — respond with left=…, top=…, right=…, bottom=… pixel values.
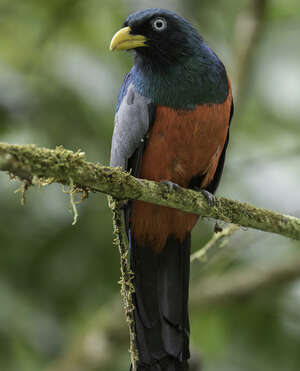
left=191, top=186, right=215, bottom=208
left=160, top=180, right=180, bottom=192
left=200, top=189, right=216, bottom=208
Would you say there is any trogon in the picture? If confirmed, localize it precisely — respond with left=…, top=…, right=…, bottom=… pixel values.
left=109, top=8, right=233, bottom=371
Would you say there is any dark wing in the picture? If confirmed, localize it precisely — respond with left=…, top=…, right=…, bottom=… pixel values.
left=110, top=71, right=155, bottom=175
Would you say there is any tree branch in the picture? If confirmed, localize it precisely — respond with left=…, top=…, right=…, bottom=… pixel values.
left=1, top=142, right=300, bottom=240
left=234, top=0, right=268, bottom=109
left=190, top=224, right=240, bottom=265
left=190, top=256, right=300, bottom=308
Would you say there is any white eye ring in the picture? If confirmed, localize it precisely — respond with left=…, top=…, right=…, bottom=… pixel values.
left=152, top=17, right=167, bottom=32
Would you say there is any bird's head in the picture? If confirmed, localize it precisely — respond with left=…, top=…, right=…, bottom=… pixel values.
left=110, top=8, right=203, bottom=66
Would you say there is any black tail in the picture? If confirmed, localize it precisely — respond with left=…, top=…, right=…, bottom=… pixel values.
left=130, top=233, right=191, bottom=371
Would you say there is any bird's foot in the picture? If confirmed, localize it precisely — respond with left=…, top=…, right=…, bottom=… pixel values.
left=191, top=186, right=216, bottom=208
left=160, top=180, right=181, bottom=192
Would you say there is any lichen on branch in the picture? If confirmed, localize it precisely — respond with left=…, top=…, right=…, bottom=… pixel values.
left=1, top=142, right=300, bottom=241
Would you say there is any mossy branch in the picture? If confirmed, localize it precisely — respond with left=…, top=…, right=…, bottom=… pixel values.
left=1, top=142, right=300, bottom=241
left=190, top=224, right=240, bottom=265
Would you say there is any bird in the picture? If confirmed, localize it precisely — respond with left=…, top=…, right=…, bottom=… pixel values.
left=109, top=8, right=233, bottom=371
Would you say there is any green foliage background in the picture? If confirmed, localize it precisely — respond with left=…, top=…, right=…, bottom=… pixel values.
left=1, top=0, right=300, bottom=370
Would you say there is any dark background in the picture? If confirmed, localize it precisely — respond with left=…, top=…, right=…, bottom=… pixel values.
left=1, top=0, right=300, bottom=370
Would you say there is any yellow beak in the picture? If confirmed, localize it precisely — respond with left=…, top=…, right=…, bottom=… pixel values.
left=110, top=26, right=148, bottom=51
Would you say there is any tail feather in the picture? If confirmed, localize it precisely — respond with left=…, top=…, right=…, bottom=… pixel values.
left=130, top=233, right=191, bottom=370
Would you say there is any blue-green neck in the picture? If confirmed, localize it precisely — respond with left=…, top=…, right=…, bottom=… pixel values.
left=131, top=42, right=228, bottom=109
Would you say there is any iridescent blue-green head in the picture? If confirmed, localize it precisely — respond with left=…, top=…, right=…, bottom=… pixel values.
left=110, top=8, right=228, bottom=108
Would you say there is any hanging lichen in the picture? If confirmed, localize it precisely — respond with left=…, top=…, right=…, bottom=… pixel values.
left=62, top=178, right=90, bottom=225
left=108, top=196, right=138, bottom=370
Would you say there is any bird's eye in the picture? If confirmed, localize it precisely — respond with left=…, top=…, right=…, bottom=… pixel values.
left=151, top=17, right=167, bottom=32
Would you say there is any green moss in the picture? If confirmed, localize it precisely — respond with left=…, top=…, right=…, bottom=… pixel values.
left=108, top=197, right=139, bottom=367
left=1, top=142, right=300, bottom=241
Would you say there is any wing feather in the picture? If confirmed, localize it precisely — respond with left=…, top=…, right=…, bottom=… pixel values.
left=110, top=72, right=155, bottom=173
